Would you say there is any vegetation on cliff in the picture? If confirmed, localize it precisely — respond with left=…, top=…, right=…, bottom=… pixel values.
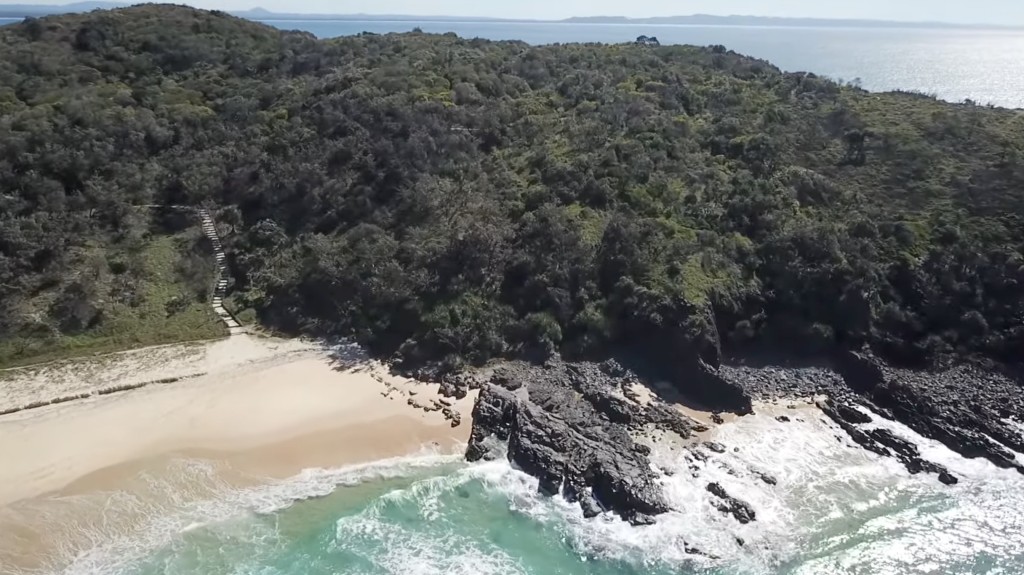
left=1, top=5, right=1022, bottom=370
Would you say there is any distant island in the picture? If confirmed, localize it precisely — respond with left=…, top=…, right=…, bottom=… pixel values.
left=559, top=14, right=1020, bottom=30
left=0, top=2, right=1019, bottom=30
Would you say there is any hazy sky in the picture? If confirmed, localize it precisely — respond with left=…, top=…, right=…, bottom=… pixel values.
left=38, top=1, right=1024, bottom=24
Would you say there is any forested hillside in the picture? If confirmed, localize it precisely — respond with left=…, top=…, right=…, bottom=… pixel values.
left=1, top=5, right=1022, bottom=371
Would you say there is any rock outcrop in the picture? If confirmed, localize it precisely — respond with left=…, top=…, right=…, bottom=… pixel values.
left=680, top=359, right=754, bottom=415
left=833, top=351, right=1024, bottom=475
left=460, top=345, right=1024, bottom=527
left=706, top=482, right=756, bottom=524
left=819, top=398, right=959, bottom=484
left=466, top=359, right=700, bottom=524
left=713, top=349, right=1024, bottom=481
left=719, top=363, right=850, bottom=401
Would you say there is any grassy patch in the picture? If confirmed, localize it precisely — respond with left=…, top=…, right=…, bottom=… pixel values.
left=0, top=231, right=227, bottom=369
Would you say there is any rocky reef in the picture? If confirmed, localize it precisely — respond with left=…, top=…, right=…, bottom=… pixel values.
left=818, top=398, right=958, bottom=484
left=457, top=346, right=1024, bottom=526
left=466, top=359, right=729, bottom=524
left=721, top=349, right=1024, bottom=479
left=706, top=482, right=756, bottom=524
left=834, top=351, right=1024, bottom=475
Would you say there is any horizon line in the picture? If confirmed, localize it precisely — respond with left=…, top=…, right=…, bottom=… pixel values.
left=0, top=3, right=1019, bottom=29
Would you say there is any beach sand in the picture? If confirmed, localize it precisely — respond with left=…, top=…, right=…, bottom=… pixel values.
left=0, top=335, right=475, bottom=571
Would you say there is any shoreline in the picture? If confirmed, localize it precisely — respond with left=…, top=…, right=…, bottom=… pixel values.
left=0, top=334, right=477, bottom=571
left=0, top=336, right=476, bottom=506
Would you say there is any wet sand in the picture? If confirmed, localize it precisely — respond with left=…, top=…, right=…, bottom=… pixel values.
left=0, top=335, right=475, bottom=572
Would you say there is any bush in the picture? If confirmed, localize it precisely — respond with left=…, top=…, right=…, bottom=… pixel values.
left=50, top=281, right=102, bottom=333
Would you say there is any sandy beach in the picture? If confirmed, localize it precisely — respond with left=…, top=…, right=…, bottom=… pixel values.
left=0, top=335, right=475, bottom=571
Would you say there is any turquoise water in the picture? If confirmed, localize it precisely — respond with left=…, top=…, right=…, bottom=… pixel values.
left=1, top=17, right=1023, bottom=108
left=17, top=411, right=1022, bottom=575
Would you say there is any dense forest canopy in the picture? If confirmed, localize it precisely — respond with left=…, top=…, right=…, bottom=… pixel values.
left=1, top=5, right=1022, bottom=371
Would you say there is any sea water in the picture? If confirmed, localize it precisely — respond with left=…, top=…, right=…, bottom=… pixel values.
left=8, top=410, right=1023, bottom=575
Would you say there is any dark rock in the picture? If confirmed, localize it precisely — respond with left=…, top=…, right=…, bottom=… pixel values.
left=757, top=472, right=778, bottom=486
left=679, top=359, right=753, bottom=415
left=706, top=482, right=756, bottom=524
left=711, top=412, right=725, bottom=424
left=579, top=493, right=604, bottom=518
left=820, top=400, right=891, bottom=457
left=465, top=387, right=516, bottom=462
left=599, top=359, right=629, bottom=378
left=836, top=352, right=1024, bottom=475
left=834, top=349, right=887, bottom=394
left=718, top=362, right=849, bottom=402
left=683, top=544, right=718, bottom=560
left=592, top=393, right=634, bottom=424
left=834, top=402, right=872, bottom=424
left=644, top=403, right=696, bottom=438
left=867, top=428, right=918, bottom=460
left=938, top=470, right=959, bottom=485
left=467, top=361, right=672, bottom=522
left=689, top=447, right=708, bottom=462
left=820, top=398, right=961, bottom=485
left=439, top=381, right=457, bottom=398
left=537, top=473, right=561, bottom=497
left=702, top=441, right=727, bottom=454
left=776, top=415, right=791, bottom=423
left=490, top=366, right=523, bottom=390
left=817, top=398, right=870, bottom=426
left=626, top=512, right=657, bottom=526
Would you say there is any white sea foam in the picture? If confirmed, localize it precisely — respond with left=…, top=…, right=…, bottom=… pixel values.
left=17, top=449, right=461, bottom=575
left=12, top=409, right=1024, bottom=575
left=350, top=407, right=1024, bottom=575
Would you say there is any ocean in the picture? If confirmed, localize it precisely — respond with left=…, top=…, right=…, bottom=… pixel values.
left=5, top=409, right=1023, bottom=575
left=1, top=18, right=1023, bottom=108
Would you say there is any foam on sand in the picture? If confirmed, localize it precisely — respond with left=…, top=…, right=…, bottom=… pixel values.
left=0, top=451, right=460, bottom=575
left=0, top=335, right=476, bottom=573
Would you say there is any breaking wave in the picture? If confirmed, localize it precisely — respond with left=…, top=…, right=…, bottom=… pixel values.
left=5, top=409, right=1023, bottom=575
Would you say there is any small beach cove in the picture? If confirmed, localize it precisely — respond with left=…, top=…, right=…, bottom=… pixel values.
left=0, top=334, right=476, bottom=573
left=2, top=340, right=1023, bottom=574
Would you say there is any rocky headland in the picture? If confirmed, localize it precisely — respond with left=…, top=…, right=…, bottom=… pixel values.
left=463, top=359, right=699, bottom=525
left=452, top=348, right=1024, bottom=525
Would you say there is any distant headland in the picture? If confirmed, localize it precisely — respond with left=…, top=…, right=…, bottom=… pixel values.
left=0, top=2, right=1019, bottom=30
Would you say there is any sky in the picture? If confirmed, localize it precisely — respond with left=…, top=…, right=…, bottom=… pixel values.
left=29, top=0, right=1024, bottom=25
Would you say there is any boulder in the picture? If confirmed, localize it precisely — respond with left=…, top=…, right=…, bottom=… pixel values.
left=706, top=482, right=756, bottom=524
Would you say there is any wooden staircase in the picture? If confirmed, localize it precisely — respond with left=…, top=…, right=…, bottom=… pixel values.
left=198, top=209, right=244, bottom=335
